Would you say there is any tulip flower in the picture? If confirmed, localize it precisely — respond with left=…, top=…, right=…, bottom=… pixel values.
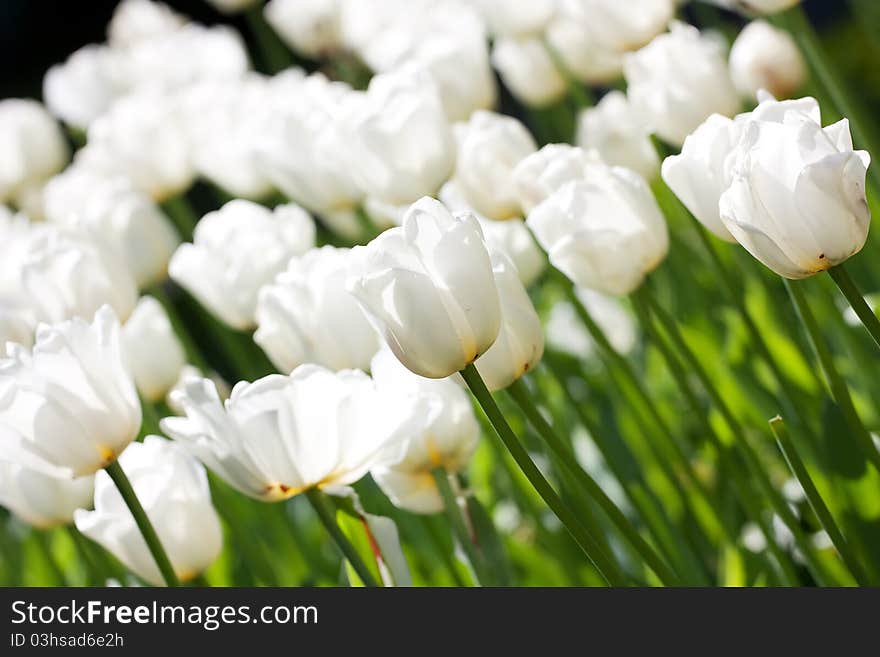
left=719, top=95, right=870, bottom=279
left=527, top=164, right=669, bottom=296
left=122, top=296, right=186, bottom=403
left=254, top=246, right=382, bottom=373
left=161, top=365, right=407, bottom=500
left=369, top=348, right=480, bottom=514
left=491, top=37, right=567, bottom=108
left=474, top=251, right=544, bottom=391
left=75, top=437, right=223, bottom=586
left=729, top=20, right=806, bottom=100
left=0, top=449, right=95, bottom=529
left=452, top=111, right=537, bottom=221
left=661, top=114, right=743, bottom=242
left=107, top=0, right=185, bottom=48
left=472, top=0, right=555, bottom=38
left=513, top=143, right=604, bottom=214
left=169, top=200, right=315, bottom=330
left=576, top=91, right=660, bottom=181
left=347, top=197, right=501, bottom=379
left=265, top=0, right=344, bottom=58
left=0, top=306, right=141, bottom=479
left=0, top=301, right=34, bottom=349
left=553, top=0, right=674, bottom=55
left=624, top=21, right=739, bottom=147
left=0, top=100, right=69, bottom=213
left=545, top=15, right=623, bottom=86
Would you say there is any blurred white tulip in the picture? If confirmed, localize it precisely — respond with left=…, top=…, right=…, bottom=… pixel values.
left=729, top=20, right=806, bottom=100
left=169, top=200, right=315, bottom=330
left=453, top=111, right=537, bottom=220
left=527, top=165, right=669, bottom=295
left=161, top=365, right=407, bottom=500
left=546, top=289, right=637, bottom=360
left=107, top=0, right=185, bottom=48
left=513, top=143, right=604, bottom=214
left=369, top=348, right=479, bottom=514
left=559, top=0, right=675, bottom=53
left=0, top=306, right=142, bottom=478
left=576, top=91, right=660, bottom=181
left=255, top=246, right=381, bottom=373
left=122, top=296, right=186, bottom=402
left=43, top=167, right=181, bottom=288
left=0, top=453, right=94, bottom=529
left=472, top=0, right=555, bottom=37
left=75, top=436, right=222, bottom=585
left=0, top=301, right=34, bottom=349
left=348, top=197, right=501, bottom=378
left=545, top=15, right=623, bottom=86
left=624, top=22, right=740, bottom=147
left=342, top=71, right=454, bottom=205
left=265, top=0, right=343, bottom=58
left=720, top=95, right=871, bottom=278
left=474, top=251, right=544, bottom=391
left=0, top=100, right=69, bottom=211
left=491, top=36, right=567, bottom=108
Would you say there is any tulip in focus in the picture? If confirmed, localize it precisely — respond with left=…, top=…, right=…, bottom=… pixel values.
left=491, top=37, right=567, bottom=108
left=169, top=200, right=316, bottom=330
left=348, top=197, right=501, bottom=379
left=122, top=296, right=186, bottom=403
left=75, top=437, right=222, bottom=585
left=729, top=20, right=806, bottom=100
left=0, top=306, right=142, bottom=478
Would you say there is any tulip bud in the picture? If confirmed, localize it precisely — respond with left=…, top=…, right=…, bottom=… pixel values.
left=107, top=0, right=185, bottom=49
left=0, top=100, right=69, bottom=211
left=491, top=37, right=567, bottom=108
left=576, top=91, right=660, bottom=181
left=0, top=452, right=94, bottom=529
left=0, top=306, right=142, bottom=478
left=661, top=114, right=742, bottom=241
left=527, top=165, right=669, bottom=295
left=122, top=297, right=186, bottom=402
left=348, top=197, right=501, bottom=378
left=719, top=95, right=871, bottom=278
left=513, top=143, right=604, bottom=214
left=472, top=0, right=555, bottom=38
left=729, top=20, right=806, bottom=100
left=453, top=111, right=537, bottom=221
left=255, top=246, right=382, bottom=373
left=369, top=348, right=479, bottom=514
left=474, top=251, right=544, bottom=391
left=169, top=200, right=315, bottom=330
left=624, top=21, right=740, bottom=147
left=343, top=71, right=455, bottom=205
left=161, top=365, right=407, bottom=500
left=265, top=0, right=343, bottom=58
left=74, top=437, right=222, bottom=585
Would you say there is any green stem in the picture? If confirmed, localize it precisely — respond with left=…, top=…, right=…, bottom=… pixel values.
left=244, top=4, right=294, bottom=74
left=828, top=264, right=880, bottom=350
left=149, top=285, right=211, bottom=371
left=430, top=467, right=489, bottom=586
left=66, top=526, right=103, bottom=586
left=104, top=459, right=179, bottom=587
left=304, top=489, right=380, bottom=588
left=161, top=195, right=200, bottom=243
left=784, top=280, right=880, bottom=475
left=460, top=363, right=627, bottom=586
left=770, top=416, right=870, bottom=586
left=507, top=378, right=678, bottom=586
left=34, top=530, right=68, bottom=586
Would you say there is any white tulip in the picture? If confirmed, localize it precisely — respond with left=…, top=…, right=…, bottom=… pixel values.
left=169, top=200, right=316, bottom=330
left=527, top=166, right=669, bottom=295
left=165, top=365, right=231, bottom=416
left=491, top=36, right=567, bottom=108
left=661, top=114, right=743, bottom=241
left=546, top=289, right=636, bottom=360
left=513, top=143, right=605, bottom=214
left=0, top=306, right=141, bottom=478
left=74, top=437, right=222, bottom=585
left=43, top=45, right=126, bottom=130
left=545, top=16, right=623, bottom=85
left=342, top=71, right=455, bottom=205
left=439, top=181, right=546, bottom=287
left=369, top=348, right=479, bottom=514
left=719, top=95, right=871, bottom=278
left=0, top=453, right=94, bottom=529
left=472, top=0, right=555, bottom=37
left=265, top=0, right=343, bottom=58
left=255, top=246, right=381, bottom=373
left=107, top=0, right=185, bottom=48
left=576, top=91, right=660, bottom=181
left=348, top=197, right=501, bottom=378
left=0, top=301, right=34, bottom=349
left=624, top=22, right=740, bottom=147
left=557, top=0, right=674, bottom=53
left=474, top=251, right=544, bottom=391
left=0, top=100, right=69, bottom=208
left=453, top=111, right=537, bottom=221
left=43, top=167, right=181, bottom=288
left=161, top=365, right=407, bottom=500
left=729, top=20, right=806, bottom=100
left=122, top=297, right=186, bottom=402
